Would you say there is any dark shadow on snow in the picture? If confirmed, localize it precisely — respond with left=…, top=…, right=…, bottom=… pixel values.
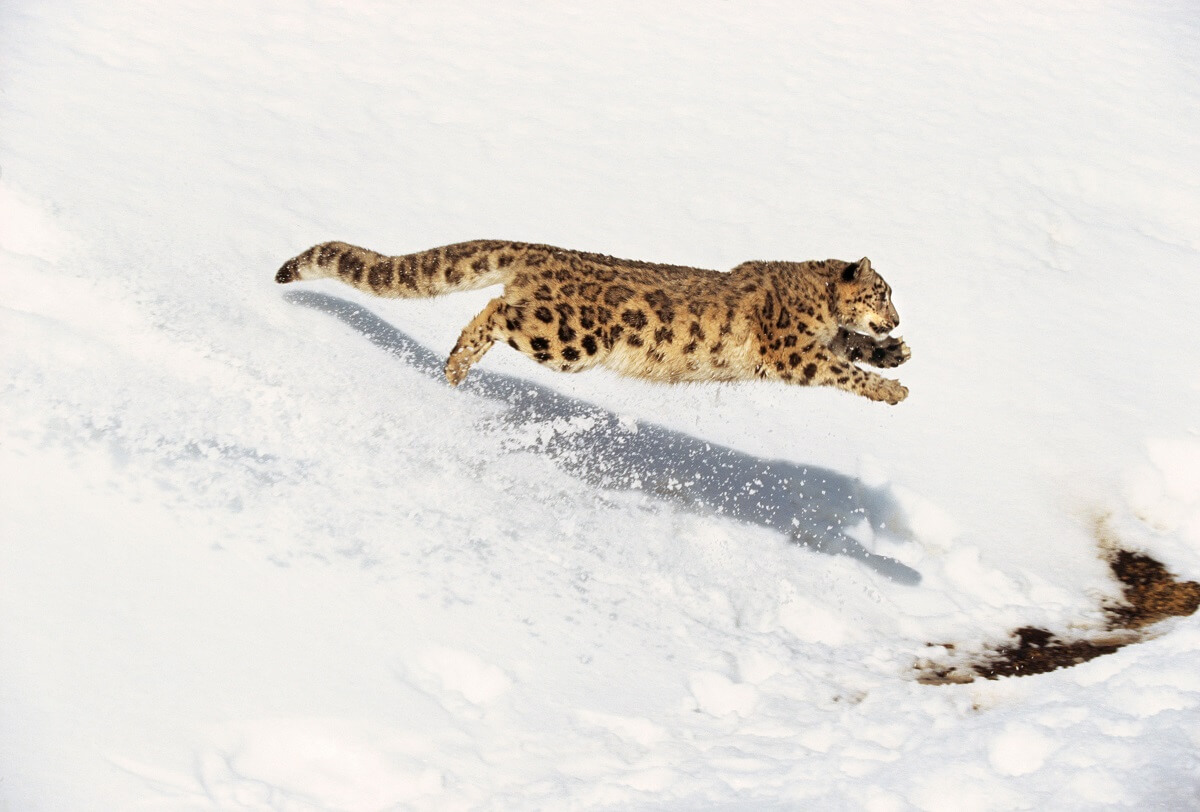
left=284, top=289, right=921, bottom=584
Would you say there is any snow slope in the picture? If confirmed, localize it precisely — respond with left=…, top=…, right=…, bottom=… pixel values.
left=2, top=1, right=1199, bottom=808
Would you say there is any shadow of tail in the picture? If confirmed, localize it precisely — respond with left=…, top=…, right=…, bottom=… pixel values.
left=284, top=289, right=921, bottom=584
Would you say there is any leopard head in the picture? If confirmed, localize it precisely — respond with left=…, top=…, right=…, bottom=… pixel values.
left=831, top=257, right=899, bottom=337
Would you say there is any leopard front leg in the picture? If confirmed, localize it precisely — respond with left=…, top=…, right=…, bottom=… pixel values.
left=830, top=329, right=910, bottom=369
left=757, top=339, right=908, bottom=405
left=815, top=363, right=908, bottom=404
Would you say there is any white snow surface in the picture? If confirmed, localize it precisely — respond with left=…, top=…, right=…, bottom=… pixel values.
left=2, top=1, right=1200, bottom=809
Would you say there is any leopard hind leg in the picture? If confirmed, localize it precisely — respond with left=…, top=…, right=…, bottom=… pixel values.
left=445, top=298, right=507, bottom=386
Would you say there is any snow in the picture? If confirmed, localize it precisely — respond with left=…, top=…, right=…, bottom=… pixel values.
left=2, top=1, right=1199, bottom=809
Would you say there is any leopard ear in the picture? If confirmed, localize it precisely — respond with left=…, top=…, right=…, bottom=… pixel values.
left=842, top=257, right=872, bottom=282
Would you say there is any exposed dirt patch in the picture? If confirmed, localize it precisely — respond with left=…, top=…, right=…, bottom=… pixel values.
left=1106, top=549, right=1200, bottom=628
left=916, top=542, right=1200, bottom=685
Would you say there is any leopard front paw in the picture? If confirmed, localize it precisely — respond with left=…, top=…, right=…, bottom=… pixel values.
left=876, top=379, right=908, bottom=405
left=868, top=336, right=910, bottom=369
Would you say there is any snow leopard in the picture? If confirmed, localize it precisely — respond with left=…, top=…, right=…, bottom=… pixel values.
left=276, top=240, right=910, bottom=404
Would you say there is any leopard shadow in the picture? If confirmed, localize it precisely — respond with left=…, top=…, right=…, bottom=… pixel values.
left=284, top=289, right=920, bottom=584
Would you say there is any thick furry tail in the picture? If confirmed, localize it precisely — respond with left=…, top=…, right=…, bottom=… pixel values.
left=275, top=239, right=519, bottom=298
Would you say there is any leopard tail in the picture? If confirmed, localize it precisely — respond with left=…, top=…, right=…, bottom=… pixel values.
left=275, top=240, right=519, bottom=298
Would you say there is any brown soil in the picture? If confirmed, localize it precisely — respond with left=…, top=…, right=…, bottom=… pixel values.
left=1106, top=550, right=1200, bottom=628
left=916, top=547, right=1200, bottom=685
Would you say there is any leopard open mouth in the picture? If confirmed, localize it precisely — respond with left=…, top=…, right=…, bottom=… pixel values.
left=855, top=322, right=894, bottom=339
